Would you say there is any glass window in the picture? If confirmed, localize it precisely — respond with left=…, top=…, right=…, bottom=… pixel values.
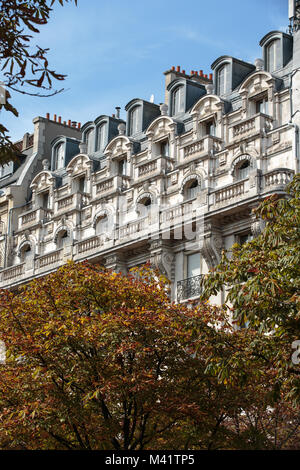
left=186, top=180, right=200, bottom=199
left=42, top=192, right=49, bottom=208
left=95, top=216, right=108, bottom=235
left=58, top=230, right=70, bottom=248
left=172, top=87, right=184, bottom=115
left=96, top=124, right=106, bottom=151
left=256, top=98, right=269, bottom=115
left=78, top=176, right=86, bottom=193
left=118, top=159, right=127, bottom=176
left=187, top=253, right=200, bottom=278
left=130, top=107, right=140, bottom=135
left=54, top=143, right=65, bottom=170
left=267, top=39, right=280, bottom=73
left=205, top=120, right=216, bottom=136
left=217, top=64, right=229, bottom=95
left=161, top=140, right=169, bottom=157
left=85, top=128, right=95, bottom=154
left=236, top=160, right=250, bottom=180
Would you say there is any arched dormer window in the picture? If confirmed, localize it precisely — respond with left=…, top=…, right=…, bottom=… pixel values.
left=266, top=39, right=280, bottom=73
left=85, top=128, right=95, bottom=154
left=136, top=194, right=152, bottom=217
left=172, top=86, right=184, bottom=115
left=217, top=64, right=230, bottom=95
left=185, top=179, right=201, bottom=200
left=54, top=142, right=65, bottom=170
left=129, top=106, right=140, bottom=135
left=96, top=123, right=106, bottom=151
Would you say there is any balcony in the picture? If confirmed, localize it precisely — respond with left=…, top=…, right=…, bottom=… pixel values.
left=182, top=135, right=222, bottom=161
left=177, top=275, right=203, bottom=302
left=19, top=207, right=53, bottom=229
left=230, top=113, right=273, bottom=142
left=262, top=168, right=294, bottom=190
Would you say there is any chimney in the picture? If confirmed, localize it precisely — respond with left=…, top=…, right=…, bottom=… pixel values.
left=176, top=65, right=180, bottom=72
left=115, top=106, right=121, bottom=119
left=199, top=70, right=203, bottom=77
left=78, top=122, right=81, bottom=129
left=209, top=73, right=213, bottom=81
left=53, top=114, right=57, bottom=122
left=46, top=113, right=50, bottom=120
left=112, top=113, right=115, bottom=118
left=63, top=121, right=66, bottom=126
left=171, top=66, right=175, bottom=71
left=58, top=116, right=62, bottom=124
left=68, top=120, right=71, bottom=127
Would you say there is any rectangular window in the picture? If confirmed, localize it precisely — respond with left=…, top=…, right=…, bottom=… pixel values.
left=205, top=120, right=216, bottom=136
left=78, top=176, right=86, bottom=193
left=172, top=87, right=184, bottom=115
left=256, top=98, right=269, bottom=115
left=42, top=192, right=49, bottom=209
left=130, top=107, right=140, bottom=135
left=187, top=253, right=200, bottom=278
left=160, top=140, right=169, bottom=157
left=118, top=159, right=127, bottom=176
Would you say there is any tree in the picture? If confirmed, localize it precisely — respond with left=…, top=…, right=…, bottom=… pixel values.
left=0, top=260, right=299, bottom=450
left=0, top=0, right=78, bottom=163
left=201, top=174, right=300, bottom=403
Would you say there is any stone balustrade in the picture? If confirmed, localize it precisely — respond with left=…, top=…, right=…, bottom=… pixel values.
left=263, top=168, right=294, bottom=188
left=37, top=249, right=62, bottom=269
left=214, top=180, right=245, bottom=205
left=77, top=236, right=101, bottom=254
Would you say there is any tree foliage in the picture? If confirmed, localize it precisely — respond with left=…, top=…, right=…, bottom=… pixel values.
left=0, top=261, right=299, bottom=449
left=201, top=174, right=300, bottom=403
left=0, top=0, right=77, bottom=163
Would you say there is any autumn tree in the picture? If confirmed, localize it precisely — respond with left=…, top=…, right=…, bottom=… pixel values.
left=201, top=174, right=300, bottom=404
left=0, top=0, right=78, bottom=163
left=0, top=260, right=299, bottom=450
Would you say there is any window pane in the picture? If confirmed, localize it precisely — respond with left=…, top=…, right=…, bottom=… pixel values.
left=173, top=87, right=184, bottom=115
left=86, top=129, right=95, bottom=154
left=130, top=107, right=140, bottom=134
left=55, top=143, right=65, bottom=169
left=217, top=65, right=229, bottom=95
left=97, top=124, right=106, bottom=151
left=187, top=253, right=200, bottom=278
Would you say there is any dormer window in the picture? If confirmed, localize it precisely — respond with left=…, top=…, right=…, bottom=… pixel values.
left=57, top=230, right=70, bottom=249
left=130, top=107, right=140, bottom=135
left=96, top=124, right=106, bottom=151
left=118, top=159, right=127, bottom=176
left=78, top=176, right=86, bottom=193
left=85, top=128, right=95, bottom=154
left=42, top=191, right=49, bottom=209
left=217, top=64, right=229, bottom=95
left=205, top=119, right=216, bottom=136
left=172, top=86, right=184, bottom=115
left=54, top=142, right=65, bottom=170
left=256, top=97, right=269, bottom=115
left=266, top=39, right=280, bottom=73
left=160, top=140, right=169, bottom=157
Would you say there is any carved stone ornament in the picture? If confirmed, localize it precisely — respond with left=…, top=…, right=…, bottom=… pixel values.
left=149, top=239, right=175, bottom=281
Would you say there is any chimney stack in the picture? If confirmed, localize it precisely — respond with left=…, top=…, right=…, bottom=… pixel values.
left=115, top=106, right=121, bottom=119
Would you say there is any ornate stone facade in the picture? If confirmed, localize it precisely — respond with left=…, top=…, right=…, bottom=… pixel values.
left=0, top=2, right=299, bottom=304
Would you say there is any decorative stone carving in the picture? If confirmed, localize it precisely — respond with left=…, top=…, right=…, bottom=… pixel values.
left=199, top=225, right=223, bottom=269
left=149, top=239, right=175, bottom=281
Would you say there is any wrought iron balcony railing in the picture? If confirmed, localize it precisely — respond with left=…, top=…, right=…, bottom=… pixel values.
left=177, top=274, right=203, bottom=302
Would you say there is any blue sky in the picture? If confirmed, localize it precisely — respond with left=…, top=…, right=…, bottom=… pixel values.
left=4, top=0, right=288, bottom=141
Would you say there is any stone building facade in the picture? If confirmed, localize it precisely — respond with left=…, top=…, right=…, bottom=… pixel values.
left=0, top=0, right=299, bottom=305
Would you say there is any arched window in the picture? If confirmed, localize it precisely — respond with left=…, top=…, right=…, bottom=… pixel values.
left=54, top=143, right=65, bottom=170
left=96, top=124, right=106, bottom=151
left=236, top=160, right=250, bottom=180
left=57, top=230, right=70, bottom=248
left=172, top=86, right=184, bottom=115
left=266, top=39, right=280, bottom=73
left=130, top=107, right=140, bottom=135
left=217, top=64, right=229, bottom=95
left=185, top=179, right=200, bottom=200
left=95, top=215, right=108, bottom=235
left=20, top=244, right=32, bottom=263
left=85, top=128, right=95, bottom=154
